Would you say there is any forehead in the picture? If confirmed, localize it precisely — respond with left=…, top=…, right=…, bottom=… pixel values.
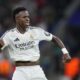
left=16, top=11, right=29, bottom=17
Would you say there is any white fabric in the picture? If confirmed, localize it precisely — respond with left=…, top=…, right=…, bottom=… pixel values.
left=1, top=26, right=53, bottom=61
left=12, top=65, right=47, bottom=80
left=61, top=48, right=69, bottom=54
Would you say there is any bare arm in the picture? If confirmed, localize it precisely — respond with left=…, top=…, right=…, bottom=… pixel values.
left=51, top=36, right=71, bottom=62
left=52, top=36, right=65, bottom=49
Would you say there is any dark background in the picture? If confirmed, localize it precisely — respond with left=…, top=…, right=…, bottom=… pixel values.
left=0, top=0, right=80, bottom=80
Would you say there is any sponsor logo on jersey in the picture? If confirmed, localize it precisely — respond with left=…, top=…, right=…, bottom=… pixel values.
left=15, top=41, right=35, bottom=50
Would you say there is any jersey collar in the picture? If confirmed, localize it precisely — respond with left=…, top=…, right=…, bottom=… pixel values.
left=15, top=26, right=31, bottom=33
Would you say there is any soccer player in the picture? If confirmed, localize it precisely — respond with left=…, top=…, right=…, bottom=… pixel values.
left=0, top=7, right=71, bottom=80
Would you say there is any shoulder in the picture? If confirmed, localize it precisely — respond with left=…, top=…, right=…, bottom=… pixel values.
left=1, top=30, right=10, bottom=38
left=30, top=26, right=44, bottom=31
left=1, top=28, right=16, bottom=38
left=29, top=26, right=38, bottom=29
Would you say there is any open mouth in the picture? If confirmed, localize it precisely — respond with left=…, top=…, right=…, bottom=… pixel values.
left=25, top=22, right=30, bottom=25
left=26, top=22, right=29, bottom=23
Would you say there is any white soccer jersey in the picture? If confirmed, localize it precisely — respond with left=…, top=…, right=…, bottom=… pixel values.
left=1, top=26, right=53, bottom=61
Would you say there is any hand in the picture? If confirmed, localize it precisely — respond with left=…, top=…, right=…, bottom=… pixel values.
left=62, top=53, right=71, bottom=63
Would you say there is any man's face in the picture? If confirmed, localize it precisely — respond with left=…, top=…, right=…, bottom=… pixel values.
left=15, top=10, right=30, bottom=27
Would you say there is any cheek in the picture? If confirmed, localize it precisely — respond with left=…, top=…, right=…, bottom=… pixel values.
left=16, top=19, right=22, bottom=24
left=19, top=20, right=24, bottom=25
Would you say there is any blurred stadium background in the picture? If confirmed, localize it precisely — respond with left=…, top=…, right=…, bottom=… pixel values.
left=0, top=0, right=80, bottom=80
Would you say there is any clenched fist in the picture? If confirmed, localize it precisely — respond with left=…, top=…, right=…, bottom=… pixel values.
left=62, top=53, right=71, bottom=63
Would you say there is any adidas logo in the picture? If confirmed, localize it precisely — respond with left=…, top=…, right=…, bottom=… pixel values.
left=14, top=38, right=19, bottom=41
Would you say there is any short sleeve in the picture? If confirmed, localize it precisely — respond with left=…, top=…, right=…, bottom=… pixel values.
left=1, top=31, right=9, bottom=50
left=37, top=28, right=53, bottom=41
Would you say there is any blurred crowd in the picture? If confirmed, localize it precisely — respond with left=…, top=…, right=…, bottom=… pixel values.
left=0, top=0, right=80, bottom=80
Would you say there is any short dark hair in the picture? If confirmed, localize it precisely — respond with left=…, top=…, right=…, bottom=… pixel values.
left=12, top=7, right=27, bottom=22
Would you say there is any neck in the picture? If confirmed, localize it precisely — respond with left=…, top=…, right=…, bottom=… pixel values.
left=16, top=24, right=27, bottom=34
